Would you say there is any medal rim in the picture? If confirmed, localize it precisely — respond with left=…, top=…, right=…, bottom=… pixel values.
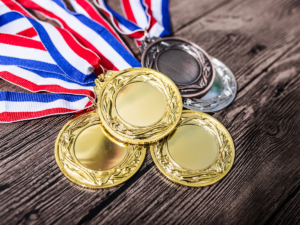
left=150, top=110, right=235, bottom=187
left=54, top=110, right=146, bottom=189
left=141, top=37, right=216, bottom=98
left=183, top=57, right=238, bottom=112
left=95, top=67, right=183, bottom=144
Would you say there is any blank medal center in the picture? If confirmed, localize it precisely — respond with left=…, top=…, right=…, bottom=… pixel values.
left=75, top=125, right=127, bottom=171
left=157, top=49, right=200, bottom=85
left=168, top=125, right=218, bottom=170
left=116, top=82, right=166, bottom=127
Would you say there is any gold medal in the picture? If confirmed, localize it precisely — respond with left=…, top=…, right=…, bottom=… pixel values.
left=150, top=110, right=235, bottom=187
left=94, top=68, right=183, bottom=144
left=55, top=110, right=146, bottom=188
left=55, top=68, right=234, bottom=188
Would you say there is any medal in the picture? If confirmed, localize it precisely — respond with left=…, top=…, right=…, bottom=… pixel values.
left=94, top=67, right=183, bottom=144
left=184, top=57, right=238, bottom=112
left=55, top=110, right=146, bottom=188
left=141, top=37, right=216, bottom=98
left=150, top=110, right=235, bottom=187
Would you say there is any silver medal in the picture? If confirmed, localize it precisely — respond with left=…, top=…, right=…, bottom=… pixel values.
left=183, top=57, right=237, bottom=112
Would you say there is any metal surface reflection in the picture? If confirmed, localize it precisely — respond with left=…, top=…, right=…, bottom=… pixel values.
left=75, top=124, right=127, bottom=171
left=150, top=110, right=235, bottom=187
left=116, top=82, right=166, bottom=127
left=156, top=49, right=200, bottom=85
left=184, top=57, right=237, bottom=112
left=201, top=71, right=223, bottom=100
left=167, top=125, right=218, bottom=170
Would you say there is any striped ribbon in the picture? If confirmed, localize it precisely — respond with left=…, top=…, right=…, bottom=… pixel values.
left=68, top=0, right=129, bottom=51
left=0, top=0, right=141, bottom=122
left=17, top=0, right=140, bottom=71
left=0, top=91, right=93, bottom=122
left=92, top=0, right=171, bottom=45
left=0, top=0, right=39, bottom=39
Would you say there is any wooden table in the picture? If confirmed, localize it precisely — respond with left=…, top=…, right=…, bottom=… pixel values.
left=0, top=0, right=299, bottom=224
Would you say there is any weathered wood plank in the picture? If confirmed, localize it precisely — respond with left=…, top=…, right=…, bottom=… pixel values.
left=0, top=0, right=299, bottom=224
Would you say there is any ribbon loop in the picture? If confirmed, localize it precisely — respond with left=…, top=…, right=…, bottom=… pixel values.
left=93, top=0, right=171, bottom=45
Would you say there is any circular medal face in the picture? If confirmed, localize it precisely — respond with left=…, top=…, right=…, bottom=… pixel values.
left=141, top=37, right=215, bottom=98
left=94, top=68, right=183, bottom=144
left=55, top=110, right=146, bottom=188
left=183, top=57, right=237, bottom=112
left=150, top=110, right=235, bottom=187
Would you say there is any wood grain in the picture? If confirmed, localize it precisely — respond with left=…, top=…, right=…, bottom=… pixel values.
left=0, top=0, right=299, bottom=224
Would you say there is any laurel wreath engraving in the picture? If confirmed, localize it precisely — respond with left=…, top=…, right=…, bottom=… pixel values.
left=58, top=111, right=144, bottom=187
left=152, top=114, right=234, bottom=184
left=95, top=70, right=181, bottom=140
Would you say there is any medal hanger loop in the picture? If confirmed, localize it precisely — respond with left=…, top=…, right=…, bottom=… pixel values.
left=143, top=29, right=149, bottom=44
left=98, top=64, right=106, bottom=82
left=89, top=64, right=107, bottom=110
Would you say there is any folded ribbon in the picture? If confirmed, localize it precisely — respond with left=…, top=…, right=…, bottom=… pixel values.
left=93, top=0, right=171, bottom=45
left=0, top=0, right=141, bottom=122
